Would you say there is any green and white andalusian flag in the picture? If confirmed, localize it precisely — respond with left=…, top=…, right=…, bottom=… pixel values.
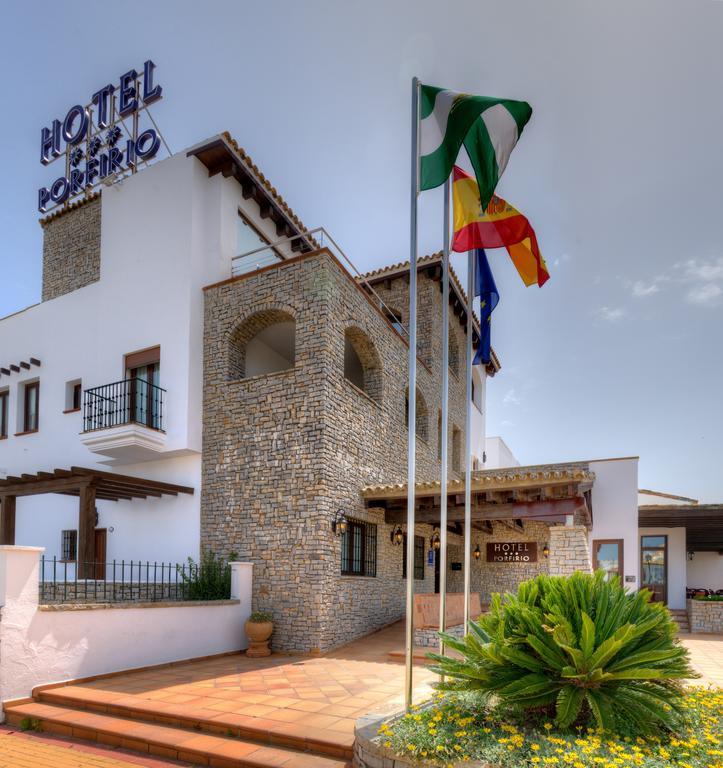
left=419, top=85, right=532, bottom=208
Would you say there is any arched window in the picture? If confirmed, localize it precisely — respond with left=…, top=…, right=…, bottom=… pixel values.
left=228, top=309, right=295, bottom=380
left=404, top=387, right=429, bottom=443
left=344, top=327, right=382, bottom=403
left=448, top=328, right=460, bottom=377
left=384, top=307, right=405, bottom=336
left=452, top=425, right=462, bottom=473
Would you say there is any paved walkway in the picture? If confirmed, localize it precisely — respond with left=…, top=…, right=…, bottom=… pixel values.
left=680, top=632, right=723, bottom=687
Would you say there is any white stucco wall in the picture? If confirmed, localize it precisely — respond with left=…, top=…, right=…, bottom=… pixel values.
left=638, top=527, right=686, bottom=610
left=0, top=547, right=252, bottom=711
left=687, top=551, right=723, bottom=590
left=484, top=436, right=519, bottom=469
left=470, top=367, right=486, bottom=467
left=588, top=458, right=639, bottom=591
left=0, top=147, right=265, bottom=566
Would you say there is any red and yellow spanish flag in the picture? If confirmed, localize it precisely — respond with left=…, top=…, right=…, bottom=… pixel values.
left=452, top=166, right=549, bottom=287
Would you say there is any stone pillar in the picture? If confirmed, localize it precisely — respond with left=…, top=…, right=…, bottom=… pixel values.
left=547, top=525, right=593, bottom=576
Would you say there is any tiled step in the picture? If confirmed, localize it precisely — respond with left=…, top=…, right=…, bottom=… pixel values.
left=35, top=686, right=353, bottom=760
left=5, top=702, right=350, bottom=768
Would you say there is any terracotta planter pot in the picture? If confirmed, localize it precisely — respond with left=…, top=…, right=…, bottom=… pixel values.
left=245, top=620, right=273, bottom=657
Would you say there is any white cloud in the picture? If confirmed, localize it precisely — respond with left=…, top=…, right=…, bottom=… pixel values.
left=680, top=256, right=723, bottom=283
left=631, top=280, right=660, bottom=297
left=503, top=388, right=521, bottom=406
left=686, top=283, right=722, bottom=305
left=598, top=306, right=626, bottom=322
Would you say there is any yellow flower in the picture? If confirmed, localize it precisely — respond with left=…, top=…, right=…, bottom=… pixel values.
left=531, top=743, right=541, bottom=751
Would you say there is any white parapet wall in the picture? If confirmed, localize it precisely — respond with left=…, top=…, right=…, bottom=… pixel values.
left=0, top=546, right=252, bottom=715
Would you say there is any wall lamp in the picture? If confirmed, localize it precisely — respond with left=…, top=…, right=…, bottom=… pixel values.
left=391, top=525, right=404, bottom=546
left=687, top=550, right=695, bottom=561
left=542, top=545, right=550, bottom=559
left=430, top=528, right=441, bottom=551
left=473, top=544, right=481, bottom=560
left=332, top=509, right=348, bottom=536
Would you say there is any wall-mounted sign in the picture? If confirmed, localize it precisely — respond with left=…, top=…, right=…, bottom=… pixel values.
left=450, top=562, right=463, bottom=571
left=486, top=542, right=538, bottom=563
left=427, top=550, right=435, bottom=566
left=38, top=60, right=166, bottom=214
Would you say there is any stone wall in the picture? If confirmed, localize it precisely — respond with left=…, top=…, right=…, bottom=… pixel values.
left=201, top=250, right=477, bottom=652
left=41, top=196, right=102, bottom=301
left=547, top=526, right=593, bottom=576
left=687, top=598, right=723, bottom=633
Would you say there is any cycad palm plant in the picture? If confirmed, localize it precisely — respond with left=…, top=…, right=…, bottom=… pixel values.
left=429, top=571, right=696, bottom=735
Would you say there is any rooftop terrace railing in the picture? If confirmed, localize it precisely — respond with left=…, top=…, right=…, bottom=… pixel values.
left=231, top=227, right=412, bottom=343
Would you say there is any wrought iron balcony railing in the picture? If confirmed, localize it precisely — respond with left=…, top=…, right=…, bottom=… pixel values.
left=83, top=378, right=165, bottom=433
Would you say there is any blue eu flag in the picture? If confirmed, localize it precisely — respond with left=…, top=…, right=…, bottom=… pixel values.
left=473, top=249, right=499, bottom=366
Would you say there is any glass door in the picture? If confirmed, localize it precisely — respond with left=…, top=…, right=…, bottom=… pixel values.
left=641, top=535, right=667, bottom=604
left=128, top=362, right=160, bottom=429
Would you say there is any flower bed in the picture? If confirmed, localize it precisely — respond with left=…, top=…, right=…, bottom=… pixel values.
left=378, top=688, right=722, bottom=767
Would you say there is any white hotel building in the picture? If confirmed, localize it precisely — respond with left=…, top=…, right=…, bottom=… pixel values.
left=0, top=132, right=721, bottom=651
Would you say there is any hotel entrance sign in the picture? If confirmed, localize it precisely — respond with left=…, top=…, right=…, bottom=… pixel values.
left=38, top=60, right=167, bottom=213
left=486, top=542, right=538, bottom=563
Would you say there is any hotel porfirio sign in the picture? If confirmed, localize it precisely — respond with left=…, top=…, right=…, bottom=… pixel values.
left=486, top=542, right=538, bottom=563
left=38, top=60, right=164, bottom=213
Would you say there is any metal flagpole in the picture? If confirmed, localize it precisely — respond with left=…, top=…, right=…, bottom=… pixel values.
left=438, top=177, right=451, bottom=657
left=463, top=249, right=475, bottom=632
left=405, top=76, right=420, bottom=711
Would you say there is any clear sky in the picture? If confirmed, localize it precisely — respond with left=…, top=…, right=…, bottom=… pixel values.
left=2, top=0, right=722, bottom=501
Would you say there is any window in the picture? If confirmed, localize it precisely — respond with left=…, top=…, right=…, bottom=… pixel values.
left=229, top=309, right=295, bottom=380
left=64, top=379, right=82, bottom=412
left=61, top=530, right=77, bottom=562
left=0, top=390, right=8, bottom=438
left=344, top=327, right=382, bottom=402
left=384, top=308, right=405, bottom=336
left=22, top=381, right=39, bottom=433
left=592, top=539, right=624, bottom=582
left=126, top=348, right=162, bottom=430
left=402, top=534, right=425, bottom=580
left=405, top=387, right=429, bottom=442
left=452, top=425, right=461, bottom=472
left=340, top=519, right=377, bottom=577
left=236, top=210, right=269, bottom=255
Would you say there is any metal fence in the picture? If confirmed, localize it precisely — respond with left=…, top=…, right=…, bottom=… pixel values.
left=39, top=556, right=226, bottom=604
left=83, top=378, right=165, bottom=433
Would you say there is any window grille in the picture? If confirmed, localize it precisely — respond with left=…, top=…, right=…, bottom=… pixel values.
left=61, top=530, right=77, bottom=562
left=341, top=519, right=377, bottom=577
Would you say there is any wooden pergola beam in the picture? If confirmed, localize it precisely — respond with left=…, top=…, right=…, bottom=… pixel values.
left=0, top=495, right=16, bottom=545
left=384, top=497, right=584, bottom=524
left=77, top=484, right=96, bottom=579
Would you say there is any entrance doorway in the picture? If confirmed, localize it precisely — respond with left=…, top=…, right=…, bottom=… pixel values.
left=93, top=528, right=107, bottom=580
left=640, top=535, right=667, bottom=604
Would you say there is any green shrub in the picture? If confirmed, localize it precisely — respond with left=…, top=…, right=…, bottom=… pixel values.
left=248, top=610, right=273, bottom=623
left=179, top=550, right=236, bottom=600
left=429, top=571, right=696, bottom=735
left=693, top=594, right=723, bottom=601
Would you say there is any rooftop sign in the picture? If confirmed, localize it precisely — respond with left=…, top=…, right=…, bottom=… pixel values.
left=38, top=60, right=166, bottom=214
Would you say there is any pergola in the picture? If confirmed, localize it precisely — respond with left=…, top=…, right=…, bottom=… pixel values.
left=639, top=504, right=723, bottom=552
left=363, top=462, right=595, bottom=531
left=0, top=467, right=194, bottom=577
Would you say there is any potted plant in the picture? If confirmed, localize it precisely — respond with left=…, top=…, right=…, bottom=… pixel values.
left=245, top=610, right=273, bottom=657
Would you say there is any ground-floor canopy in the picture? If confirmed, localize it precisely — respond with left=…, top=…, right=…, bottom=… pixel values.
left=639, top=503, right=723, bottom=552
left=362, top=461, right=595, bottom=531
left=0, top=466, right=194, bottom=576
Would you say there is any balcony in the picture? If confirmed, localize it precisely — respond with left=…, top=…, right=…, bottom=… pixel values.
left=80, top=379, right=167, bottom=464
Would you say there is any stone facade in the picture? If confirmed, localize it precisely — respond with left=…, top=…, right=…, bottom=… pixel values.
left=687, top=598, right=723, bottom=633
left=547, top=526, right=593, bottom=576
left=201, top=250, right=475, bottom=652
left=41, top=196, right=102, bottom=302
left=201, top=249, right=586, bottom=653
